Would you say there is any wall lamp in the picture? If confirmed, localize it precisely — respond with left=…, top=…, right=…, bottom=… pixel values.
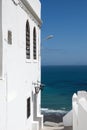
left=33, top=81, right=45, bottom=94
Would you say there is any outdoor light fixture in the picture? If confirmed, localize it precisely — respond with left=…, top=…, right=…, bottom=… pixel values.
left=45, top=35, right=54, bottom=40
left=42, top=35, right=54, bottom=42
left=33, top=81, right=45, bottom=94
left=35, top=87, right=40, bottom=94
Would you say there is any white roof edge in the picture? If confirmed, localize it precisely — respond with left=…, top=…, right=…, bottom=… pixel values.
left=20, top=0, right=42, bottom=27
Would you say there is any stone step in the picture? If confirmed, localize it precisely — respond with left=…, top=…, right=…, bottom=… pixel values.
left=41, top=122, right=72, bottom=130
left=44, top=121, right=64, bottom=127
left=41, top=126, right=72, bottom=130
left=41, top=122, right=64, bottom=130
left=41, top=126, right=64, bottom=130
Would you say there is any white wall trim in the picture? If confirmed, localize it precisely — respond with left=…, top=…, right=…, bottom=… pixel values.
left=19, top=0, right=42, bottom=27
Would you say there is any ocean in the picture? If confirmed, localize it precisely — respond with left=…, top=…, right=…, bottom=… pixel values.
left=41, top=66, right=87, bottom=121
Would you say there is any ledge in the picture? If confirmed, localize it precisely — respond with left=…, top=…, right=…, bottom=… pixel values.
left=20, top=0, right=42, bottom=27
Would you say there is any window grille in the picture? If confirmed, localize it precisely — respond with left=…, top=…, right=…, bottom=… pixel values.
left=33, top=27, right=36, bottom=59
left=26, top=20, right=30, bottom=59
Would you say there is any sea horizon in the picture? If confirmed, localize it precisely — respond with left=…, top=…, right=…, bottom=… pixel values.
left=41, top=65, right=87, bottom=67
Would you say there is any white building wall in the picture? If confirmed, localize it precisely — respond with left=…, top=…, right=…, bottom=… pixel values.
left=63, top=91, right=87, bottom=130
left=0, top=79, right=7, bottom=130
left=0, top=0, right=2, bottom=78
left=26, top=0, right=41, bottom=18
left=0, top=0, right=42, bottom=130
left=78, top=98, right=87, bottom=130
left=72, top=94, right=78, bottom=130
left=73, top=91, right=87, bottom=130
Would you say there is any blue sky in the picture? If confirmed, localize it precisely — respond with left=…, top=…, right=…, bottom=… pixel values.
left=40, top=0, right=87, bottom=65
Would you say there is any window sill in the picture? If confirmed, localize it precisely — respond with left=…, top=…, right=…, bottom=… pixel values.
left=33, top=60, right=38, bottom=63
left=26, top=59, right=32, bottom=63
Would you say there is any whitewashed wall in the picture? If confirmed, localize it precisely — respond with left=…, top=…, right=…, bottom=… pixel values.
left=0, top=0, right=2, bottom=78
left=0, top=0, right=42, bottom=130
left=63, top=91, right=87, bottom=130
left=73, top=91, right=87, bottom=130
left=72, top=94, right=78, bottom=130
left=27, top=0, right=41, bottom=18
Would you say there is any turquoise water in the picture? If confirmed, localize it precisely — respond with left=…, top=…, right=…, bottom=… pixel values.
left=41, top=66, right=87, bottom=113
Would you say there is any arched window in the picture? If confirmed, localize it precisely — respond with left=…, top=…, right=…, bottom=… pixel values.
left=26, top=20, right=30, bottom=59
left=33, top=27, right=36, bottom=59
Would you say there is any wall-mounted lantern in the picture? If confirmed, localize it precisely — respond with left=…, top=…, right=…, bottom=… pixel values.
left=33, top=81, right=45, bottom=94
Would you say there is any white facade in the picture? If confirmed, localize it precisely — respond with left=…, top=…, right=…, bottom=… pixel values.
left=72, top=91, right=87, bottom=130
left=0, top=0, right=43, bottom=130
left=63, top=91, right=87, bottom=130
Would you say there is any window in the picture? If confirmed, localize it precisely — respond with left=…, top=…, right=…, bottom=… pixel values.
left=26, top=20, right=30, bottom=59
left=33, top=27, right=37, bottom=59
left=27, top=97, right=30, bottom=118
left=8, top=30, right=12, bottom=45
